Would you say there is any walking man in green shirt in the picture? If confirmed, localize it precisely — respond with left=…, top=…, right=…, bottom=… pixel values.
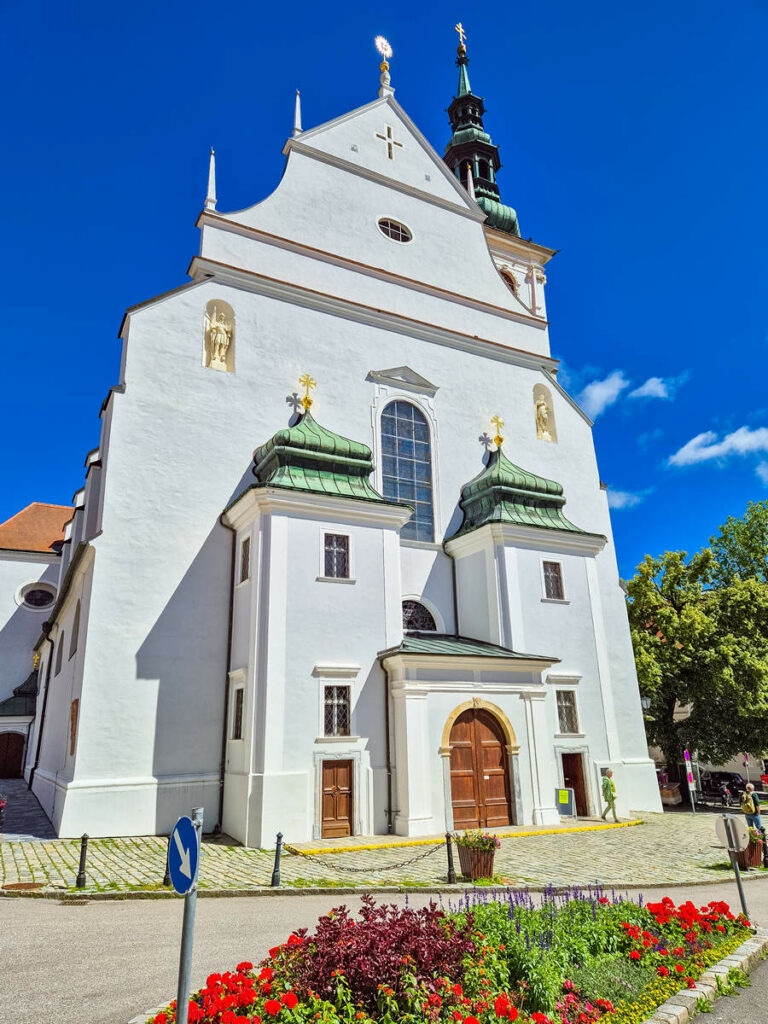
left=601, top=769, right=618, bottom=822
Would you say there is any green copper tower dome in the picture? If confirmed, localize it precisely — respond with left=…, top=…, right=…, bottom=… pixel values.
left=443, top=34, right=521, bottom=237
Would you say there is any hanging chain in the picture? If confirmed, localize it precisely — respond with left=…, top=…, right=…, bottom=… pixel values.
left=282, top=841, right=443, bottom=874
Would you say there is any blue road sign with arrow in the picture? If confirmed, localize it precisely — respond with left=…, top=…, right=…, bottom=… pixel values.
left=168, top=815, right=199, bottom=895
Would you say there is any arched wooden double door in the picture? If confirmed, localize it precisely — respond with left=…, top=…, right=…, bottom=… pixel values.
left=449, top=708, right=513, bottom=829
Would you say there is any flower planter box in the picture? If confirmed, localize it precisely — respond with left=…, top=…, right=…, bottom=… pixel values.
left=737, top=840, right=763, bottom=869
left=457, top=845, right=495, bottom=880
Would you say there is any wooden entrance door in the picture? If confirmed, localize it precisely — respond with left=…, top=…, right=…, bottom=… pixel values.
left=561, top=752, right=588, bottom=816
left=0, top=733, right=24, bottom=778
left=449, top=709, right=513, bottom=829
left=321, top=759, right=353, bottom=838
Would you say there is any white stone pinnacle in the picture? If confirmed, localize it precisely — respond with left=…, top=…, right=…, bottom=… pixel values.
left=293, top=90, right=302, bottom=137
left=205, top=148, right=217, bottom=211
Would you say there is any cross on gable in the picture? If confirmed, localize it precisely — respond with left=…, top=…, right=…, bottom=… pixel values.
left=375, top=124, right=403, bottom=160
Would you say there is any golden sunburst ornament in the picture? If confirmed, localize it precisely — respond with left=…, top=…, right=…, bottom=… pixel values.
left=375, top=35, right=393, bottom=66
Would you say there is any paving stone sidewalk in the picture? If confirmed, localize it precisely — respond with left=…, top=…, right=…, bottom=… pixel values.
left=0, top=803, right=760, bottom=894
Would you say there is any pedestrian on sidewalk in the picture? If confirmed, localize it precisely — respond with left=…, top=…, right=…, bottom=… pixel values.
left=601, top=769, right=619, bottom=822
left=740, top=782, right=763, bottom=830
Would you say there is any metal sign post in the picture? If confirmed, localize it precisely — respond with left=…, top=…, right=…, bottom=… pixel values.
left=683, top=749, right=696, bottom=813
left=168, top=808, right=203, bottom=1024
left=715, top=813, right=749, bottom=919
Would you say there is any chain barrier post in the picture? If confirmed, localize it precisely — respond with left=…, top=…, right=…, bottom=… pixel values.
left=271, top=832, right=283, bottom=887
left=445, top=832, right=457, bottom=884
left=761, top=827, right=768, bottom=869
left=75, top=833, right=89, bottom=889
left=163, top=841, right=172, bottom=887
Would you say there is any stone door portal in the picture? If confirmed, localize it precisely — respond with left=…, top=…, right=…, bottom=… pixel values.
left=449, top=709, right=512, bottom=829
left=0, top=732, right=24, bottom=778
left=321, top=759, right=353, bottom=838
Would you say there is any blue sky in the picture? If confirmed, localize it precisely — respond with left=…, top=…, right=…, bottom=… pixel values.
left=2, top=0, right=766, bottom=578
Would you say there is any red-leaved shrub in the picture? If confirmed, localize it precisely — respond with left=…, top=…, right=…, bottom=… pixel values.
left=277, top=895, right=475, bottom=1012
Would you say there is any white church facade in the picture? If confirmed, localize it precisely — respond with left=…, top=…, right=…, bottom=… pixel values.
left=0, top=37, right=662, bottom=844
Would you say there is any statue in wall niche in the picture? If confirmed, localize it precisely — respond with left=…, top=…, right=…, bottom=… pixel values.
left=205, top=305, right=234, bottom=370
left=535, top=394, right=553, bottom=442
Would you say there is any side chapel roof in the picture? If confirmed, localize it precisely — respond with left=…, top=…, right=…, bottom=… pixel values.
left=449, top=445, right=598, bottom=539
left=0, top=668, right=39, bottom=717
left=251, top=410, right=409, bottom=508
left=0, top=503, right=72, bottom=553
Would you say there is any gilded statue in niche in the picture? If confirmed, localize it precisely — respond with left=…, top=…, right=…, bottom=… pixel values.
left=204, top=300, right=235, bottom=372
left=533, top=385, right=557, bottom=443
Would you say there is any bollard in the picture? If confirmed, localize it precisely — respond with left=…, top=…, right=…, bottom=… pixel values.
left=163, top=840, right=171, bottom=887
left=271, top=832, right=283, bottom=888
left=762, top=827, right=768, bottom=869
left=75, top=833, right=89, bottom=889
left=445, top=831, right=457, bottom=885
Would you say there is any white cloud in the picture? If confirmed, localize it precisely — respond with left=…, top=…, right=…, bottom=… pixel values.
left=668, top=425, right=768, bottom=467
left=577, top=371, right=630, bottom=419
left=607, top=489, right=650, bottom=509
left=628, top=372, right=689, bottom=401
left=757, top=462, right=768, bottom=484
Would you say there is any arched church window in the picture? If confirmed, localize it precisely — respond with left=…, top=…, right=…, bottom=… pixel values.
left=381, top=401, right=434, bottom=542
left=533, top=384, right=557, bottom=443
left=203, top=299, right=235, bottom=373
left=500, top=266, right=520, bottom=298
left=478, top=160, right=490, bottom=180
left=402, top=600, right=437, bottom=632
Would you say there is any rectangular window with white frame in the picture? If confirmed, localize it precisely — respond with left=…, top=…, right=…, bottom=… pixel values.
left=231, top=686, right=244, bottom=740
left=542, top=559, right=566, bottom=601
left=324, top=684, right=351, bottom=736
left=556, top=689, right=579, bottom=734
left=323, top=533, right=350, bottom=579
left=239, top=536, right=251, bottom=584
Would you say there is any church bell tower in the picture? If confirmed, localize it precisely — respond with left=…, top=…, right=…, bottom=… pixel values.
left=443, top=26, right=521, bottom=237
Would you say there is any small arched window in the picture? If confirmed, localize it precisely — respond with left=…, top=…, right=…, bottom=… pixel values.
left=69, top=600, right=80, bottom=660
left=381, top=400, right=434, bottom=542
left=402, top=600, right=437, bottom=632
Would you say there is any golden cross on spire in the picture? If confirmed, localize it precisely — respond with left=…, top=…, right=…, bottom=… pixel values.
left=33, top=652, right=40, bottom=670
left=298, top=373, right=316, bottom=410
left=490, top=415, right=504, bottom=447
left=455, top=22, right=467, bottom=48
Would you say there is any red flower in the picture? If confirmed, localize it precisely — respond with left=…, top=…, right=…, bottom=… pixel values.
left=252, top=1018, right=262, bottom=1024
left=673, top=947, right=684, bottom=955
left=531, top=1014, right=551, bottom=1024
left=599, top=897, right=609, bottom=903
left=287, top=934, right=303, bottom=946
left=269, top=946, right=282, bottom=958
left=686, top=978, right=696, bottom=989
left=281, top=993, right=298, bottom=1010
left=259, top=968, right=275, bottom=982
left=264, top=1001, right=281, bottom=1016
left=464, top=1017, right=480, bottom=1024
left=237, top=962, right=254, bottom=972
left=507, top=1009, right=519, bottom=1022
left=657, top=966, right=670, bottom=977
left=675, top=964, right=684, bottom=973
left=494, top=996, right=509, bottom=1016
left=629, top=950, right=641, bottom=960
left=453, top=985, right=463, bottom=998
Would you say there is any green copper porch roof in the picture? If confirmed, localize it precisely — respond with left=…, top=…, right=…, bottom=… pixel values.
left=449, top=445, right=588, bottom=539
left=476, top=196, right=521, bottom=236
left=0, top=669, right=38, bottom=717
left=251, top=410, right=404, bottom=505
left=379, top=632, right=557, bottom=662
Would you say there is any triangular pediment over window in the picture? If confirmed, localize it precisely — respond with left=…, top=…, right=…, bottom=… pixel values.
left=367, top=366, right=438, bottom=396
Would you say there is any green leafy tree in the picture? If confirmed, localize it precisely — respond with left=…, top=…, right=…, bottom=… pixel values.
left=711, top=499, right=768, bottom=585
left=626, top=549, right=768, bottom=766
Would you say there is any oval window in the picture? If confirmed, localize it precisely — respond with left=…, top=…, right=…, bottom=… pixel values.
left=18, top=582, right=57, bottom=610
left=378, top=218, right=412, bottom=243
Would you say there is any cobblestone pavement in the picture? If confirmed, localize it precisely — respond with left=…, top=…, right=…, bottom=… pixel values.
left=0, top=778, right=56, bottom=841
left=0, top=809, right=761, bottom=894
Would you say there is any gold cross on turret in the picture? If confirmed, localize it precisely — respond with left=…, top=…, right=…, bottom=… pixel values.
left=33, top=652, right=40, bottom=670
left=298, top=373, right=316, bottom=410
left=455, top=22, right=467, bottom=49
left=490, top=415, right=504, bottom=447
